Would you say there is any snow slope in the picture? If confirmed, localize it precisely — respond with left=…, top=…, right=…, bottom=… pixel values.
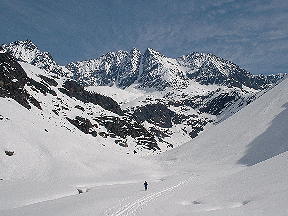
left=162, top=76, right=288, bottom=168
left=0, top=97, right=163, bottom=209
left=0, top=57, right=164, bottom=210
left=85, top=85, right=145, bottom=105
left=1, top=76, right=287, bottom=215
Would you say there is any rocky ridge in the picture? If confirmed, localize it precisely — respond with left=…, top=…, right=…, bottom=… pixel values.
left=2, top=40, right=71, bottom=77
left=66, top=48, right=141, bottom=88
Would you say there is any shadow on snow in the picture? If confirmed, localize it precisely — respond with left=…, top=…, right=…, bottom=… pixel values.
left=238, top=102, right=288, bottom=166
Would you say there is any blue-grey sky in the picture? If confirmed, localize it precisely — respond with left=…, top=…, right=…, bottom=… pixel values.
left=1, top=0, right=287, bottom=74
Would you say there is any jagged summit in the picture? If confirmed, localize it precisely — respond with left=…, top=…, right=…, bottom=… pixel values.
left=2, top=40, right=71, bottom=77
left=2, top=40, right=40, bottom=63
left=2, top=40, right=284, bottom=91
left=66, top=48, right=141, bottom=88
left=143, top=48, right=164, bottom=57
left=67, top=46, right=284, bottom=91
left=177, top=51, right=284, bottom=90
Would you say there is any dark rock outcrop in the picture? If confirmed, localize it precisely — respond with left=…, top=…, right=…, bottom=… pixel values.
left=66, top=116, right=98, bottom=136
left=39, top=75, right=58, bottom=87
left=138, top=48, right=171, bottom=90
left=0, top=52, right=41, bottom=109
left=94, top=116, right=160, bottom=150
left=60, top=80, right=123, bottom=115
left=199, top=92, right=240, bottom=115
left=27, top=78, right=57, bottom=96
left=133, top=103, right=178, bottom=128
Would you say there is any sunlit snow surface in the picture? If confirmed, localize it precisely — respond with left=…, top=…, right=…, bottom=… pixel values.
left=0, top=58, right=287, bottom=216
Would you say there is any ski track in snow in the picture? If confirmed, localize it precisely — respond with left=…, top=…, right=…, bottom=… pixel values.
left=105, top=177, right=192, bottom=216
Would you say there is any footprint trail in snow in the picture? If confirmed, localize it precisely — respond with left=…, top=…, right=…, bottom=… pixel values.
left=105, top=177, right=192, bottom=216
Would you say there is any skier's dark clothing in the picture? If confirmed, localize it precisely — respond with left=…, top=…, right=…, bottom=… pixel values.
left=144, top=181, right=148, bottom=191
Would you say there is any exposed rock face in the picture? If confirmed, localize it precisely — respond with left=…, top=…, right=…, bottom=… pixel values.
left=38, top=75, right=58, bottom=87
left=60, top=80, right=123, bottom=115
left=94, top=116, right=160, bottom=151
left=138, top=48, right=173, bottom=90
left=0, top=52, right=41, bottom=109
left=199, top=91, right=240, bottom=115
left=28, top=78, right=57, bottom=97
left=67, top=116, right=98, bottom=136
left=133, top=103, right=177, bottom=128
left=66, top=48, right=141, bottom=88
left=179, top=52, right=283, bottom=90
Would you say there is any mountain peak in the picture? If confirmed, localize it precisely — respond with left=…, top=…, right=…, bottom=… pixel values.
left=66, top=48, right=142, bottom=88
left=131, top=47, right=140, bottom=52
left=0, top=46, right=5, bottom=53
left=2, top=40, right=70, bottom=77
left=2, top=39, right=285, bottom=91
left=5, top=39, right=38, bottom=51
left=144, top=48, right=163, bottom=57
left=2, top=40, right=39, bottom=63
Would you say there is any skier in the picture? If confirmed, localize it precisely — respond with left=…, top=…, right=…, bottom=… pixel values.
left=144, top=181, right=148, bottom=191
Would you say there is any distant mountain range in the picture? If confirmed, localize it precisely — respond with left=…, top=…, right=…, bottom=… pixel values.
left=0, top=40, right=285, bottom=153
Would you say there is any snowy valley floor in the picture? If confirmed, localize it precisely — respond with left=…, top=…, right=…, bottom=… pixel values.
left=1, top=152, right=288, bottom=216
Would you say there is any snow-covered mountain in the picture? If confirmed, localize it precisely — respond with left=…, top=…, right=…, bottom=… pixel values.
left=67, top=48, right=141, bottom=88
left=139, top=48, right=281, bottom=90
left=0, top=51, right=160, bottom=155
left=0, top=40, right=285, bottom=153
left=66, top=46, right=282, bottom=91
left=65, top=44, right=284, bottom=148
left=1, top=38, right=288, bottom=215
left=2, top=40, right=71, bottom=77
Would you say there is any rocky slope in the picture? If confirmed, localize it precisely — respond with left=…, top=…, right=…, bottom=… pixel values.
left=0, top=51, right=160, bottom=153
left=0, top=40, right=285, bottom=152
left=66, top=48, right=141, bottom=88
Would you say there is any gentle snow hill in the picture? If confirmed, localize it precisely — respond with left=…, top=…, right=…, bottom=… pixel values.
left=161, top=76, right=288, bottom=170
left=138, top=152, right=288, bottom=216
left=130, top=76, right=288, bottom=216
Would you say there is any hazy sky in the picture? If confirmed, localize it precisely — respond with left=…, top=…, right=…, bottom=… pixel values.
left=1, top=0, right=287, bottom=74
